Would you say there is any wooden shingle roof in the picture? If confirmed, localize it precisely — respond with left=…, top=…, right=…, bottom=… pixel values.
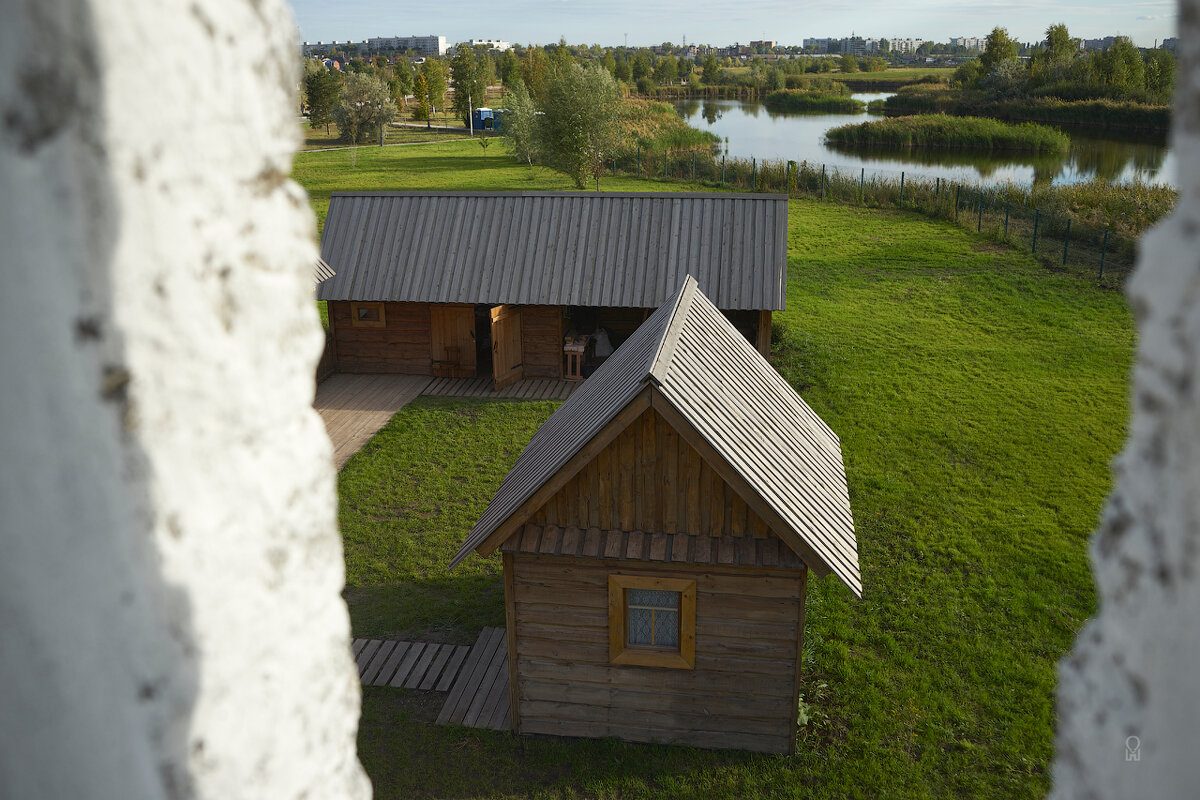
left=452, top=277, right=861, bottom=597
left=317, top=191, right=788, bottom=310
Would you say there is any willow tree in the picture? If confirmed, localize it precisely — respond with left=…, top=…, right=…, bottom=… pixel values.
left=537, top=63, right=622, bottom=188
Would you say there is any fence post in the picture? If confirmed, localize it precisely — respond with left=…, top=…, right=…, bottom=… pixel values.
left=721, top=154, right=725, bottom=185
left=691, top=151, right=696, bottom=181
left=1062, top=218, right=1072, bottom=265
left=637, top=146, right=641, bottom=176
left=936, top=176, right=940, bottom=203
left=954, top=184, right=960, bottom=220
left=977, top=194, right=983, bottom=232
left=1099, top=229, right=1109, bottom=280
left=1004, top=201, right=1010, bottom=238
left=1032, top=209, right=1040, bottom=253
left=899, top=171, right=905, bottom=208
left=752, top=158, right=757, bottom=191
left=786, top=161, right=792, bottom=196
left=820, top=164, right=825, bottom=200
left=860, top=167, right=865, bottom=204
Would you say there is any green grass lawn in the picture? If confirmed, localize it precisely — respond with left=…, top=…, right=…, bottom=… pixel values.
left=297, top=142, right=1133, bottom=799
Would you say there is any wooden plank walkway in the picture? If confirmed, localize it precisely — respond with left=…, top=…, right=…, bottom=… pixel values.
left=353, top=637, right=472, bottom=692
left=423, top=376, right=577, bottom=401
left=353, top=627, right=510, bottom=732
left=314, top=374, right=433, bottom=468
left=435, top=627, right=511, bottom=731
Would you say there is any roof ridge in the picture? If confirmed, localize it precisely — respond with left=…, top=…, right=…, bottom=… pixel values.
left=648, top=276, right=697, bottom=387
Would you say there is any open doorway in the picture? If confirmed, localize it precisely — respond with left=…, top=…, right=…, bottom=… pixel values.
left=474, top=304, right=493, bottom=377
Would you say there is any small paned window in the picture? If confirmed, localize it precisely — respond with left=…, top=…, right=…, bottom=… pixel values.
left=350, top=302, right=386, bottom=328
left=608, top=574, right=695, bottom=669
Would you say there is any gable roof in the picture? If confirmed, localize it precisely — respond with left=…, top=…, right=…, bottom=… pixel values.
left=317, top=191, right=788, bottom=311
left=452, top=276, right=861, bottom=597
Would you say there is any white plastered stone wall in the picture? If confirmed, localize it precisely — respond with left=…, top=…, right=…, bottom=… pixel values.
left=1051, top=2, right=1200, bottom=797
left=0, top=1, right=370, bottom=798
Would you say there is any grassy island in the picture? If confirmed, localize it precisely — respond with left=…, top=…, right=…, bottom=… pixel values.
left=764, top=90, right=865, bottom=114
left=825, top=114, right=1071, bottom=154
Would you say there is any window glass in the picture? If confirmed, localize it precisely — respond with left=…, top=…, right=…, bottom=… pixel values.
left=627, top=589, right=680, bottom=648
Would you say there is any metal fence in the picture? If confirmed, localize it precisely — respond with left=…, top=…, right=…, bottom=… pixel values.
left=606, top=149, right=1136, bottom=286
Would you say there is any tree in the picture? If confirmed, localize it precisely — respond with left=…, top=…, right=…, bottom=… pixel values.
left=654, top=54, right=678, bottom=85
left=1145, top=48, right=1175, bottom=103
left=839, top=53, right=859, bottom=73
left=520, top=46, right=550, bottom=102
left=951, top=60, right=981, bottom=89
left=631, top=50, right=652, bottom=81
left=421, top=58, right=448, bottom=116
left=331, top=73, right=396, bottom=144
left=1091, top=37, right=1145, bottom=98
left=878, top=38, right=890, bottom=53
left=388, top=58, right=413, bottom=108
left=538, top=63, right=622, bottom=188
left=451, top=44, right=488, bottom=127
left=304, top=67, right=342, bottom=134
left=498, top=49, right=521, bottom=87
left=614, top=54, right=632, bottom=83
left=601, top=50, right=616, bottom=75
left=701, top=54, right=721, bottom=84
left=982, top=58, right=1026, bottom=100
left=412, top=73, right=430, bottom=121
left=980, top=27, right=1018, bottom=74
left=501, top=78, right=537, bottom=165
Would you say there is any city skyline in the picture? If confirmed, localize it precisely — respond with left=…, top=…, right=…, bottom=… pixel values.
left=286, top=0, right=1177, bottom=49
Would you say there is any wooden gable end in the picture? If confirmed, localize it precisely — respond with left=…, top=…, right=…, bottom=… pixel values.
left=527, top=405, right=780, bottom=542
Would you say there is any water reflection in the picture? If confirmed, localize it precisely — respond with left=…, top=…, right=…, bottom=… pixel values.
left=674, top=97, right=1175, bottom=187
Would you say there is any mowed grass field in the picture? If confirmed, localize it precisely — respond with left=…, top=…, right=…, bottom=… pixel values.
left=292, top=140, right=1134, bottom=799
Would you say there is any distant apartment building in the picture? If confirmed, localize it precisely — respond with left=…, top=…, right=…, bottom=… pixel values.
left=948, top=36, right=982, bottom=51
left=888, top=37, right=926, bottom=54
left=1082, top=35, right=1129, bottom=52
left=469, top=39, right=510, bottom=51
left=1162, top=37, right=1178, bottom=53
left=803, top=37, right=833, bottom=52
left=750, top=40, right=776, bottom=50
left=841, top=36, right=879, bottom=55
left=363, top=34, right=448, bottom=56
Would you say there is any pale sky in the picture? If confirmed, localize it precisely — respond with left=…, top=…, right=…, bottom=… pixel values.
left=286, top=0, right=1177, bottom=49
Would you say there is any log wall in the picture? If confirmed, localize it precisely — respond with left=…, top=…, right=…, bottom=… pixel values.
left=511, top=554, right=804, bottom=753
left=330, top=301, right=432, bottom=374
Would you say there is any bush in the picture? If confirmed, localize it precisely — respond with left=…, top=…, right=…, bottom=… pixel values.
left=764, top=90, right=865, bottom=113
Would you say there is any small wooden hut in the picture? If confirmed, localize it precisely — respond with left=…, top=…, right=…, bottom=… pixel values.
left=451, top=277, right=861, bottom=754
left=317, top=191, right=788, bottom=386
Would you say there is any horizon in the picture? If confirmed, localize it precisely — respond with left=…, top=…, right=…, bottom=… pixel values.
left=285, top=1, right=1177, bottom=50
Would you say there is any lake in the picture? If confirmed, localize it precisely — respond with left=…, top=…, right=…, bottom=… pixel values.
left=674, top=95, right=1176, bottom=188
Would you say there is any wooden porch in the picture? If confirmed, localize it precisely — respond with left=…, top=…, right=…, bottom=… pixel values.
left=353, top=627, right=510, bottom=732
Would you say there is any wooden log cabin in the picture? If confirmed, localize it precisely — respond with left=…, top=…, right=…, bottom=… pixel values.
left=317, top=191, right=787, bottom=387
left=451, top=277, right=861, bottom=754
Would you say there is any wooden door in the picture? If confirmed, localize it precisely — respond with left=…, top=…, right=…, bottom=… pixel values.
left=430, top=304, right=476, bottom=378
left=490, top=305, right=524, bottom=390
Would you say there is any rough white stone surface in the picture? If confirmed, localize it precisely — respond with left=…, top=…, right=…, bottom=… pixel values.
left=0, top=2, right=370, bottom=798
left=1051, top=3, right=1200, bottom=797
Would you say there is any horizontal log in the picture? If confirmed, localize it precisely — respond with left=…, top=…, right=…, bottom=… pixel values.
left=518, top=658, right=795, bottom=698
left=519, top=716, right=789, bottom=754
left=519, top=699, right=791, bottom=738
left=520, top=677, right=792, bottom=721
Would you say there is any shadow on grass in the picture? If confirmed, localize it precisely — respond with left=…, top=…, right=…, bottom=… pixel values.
left=360, top=687, right=779, bottom=800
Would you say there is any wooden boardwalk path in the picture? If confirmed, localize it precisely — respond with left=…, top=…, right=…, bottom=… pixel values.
left=314, top=374, right=432, bottom=468
left=353, top=627, right=510, bottom=732
left=316, top=374, right=577, bottom=469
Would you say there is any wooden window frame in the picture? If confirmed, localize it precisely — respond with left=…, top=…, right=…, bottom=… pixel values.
left=608, top=574, right=696, bottom=669
left=350, top=301, right=386, bottom=328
